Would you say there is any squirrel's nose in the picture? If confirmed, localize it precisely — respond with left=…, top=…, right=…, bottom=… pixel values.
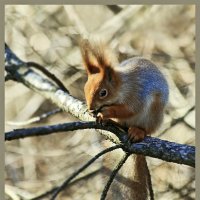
left=88, top=104, right=95, bottom=112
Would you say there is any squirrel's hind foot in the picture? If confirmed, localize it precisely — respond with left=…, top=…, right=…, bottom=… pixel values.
left=128, top=127, right=147, bottom=142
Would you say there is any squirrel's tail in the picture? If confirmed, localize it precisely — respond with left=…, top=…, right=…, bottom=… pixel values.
left=102, top=141, right=152, bottom=200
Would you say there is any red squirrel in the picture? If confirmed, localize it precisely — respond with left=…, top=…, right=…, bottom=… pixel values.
left=80, top=39, right=169, bottom=200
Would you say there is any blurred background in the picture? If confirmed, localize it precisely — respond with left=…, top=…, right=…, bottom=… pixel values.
left=5, top=5, right=195, bottom=200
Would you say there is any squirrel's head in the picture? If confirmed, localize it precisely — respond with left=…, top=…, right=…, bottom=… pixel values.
left=80, top=39, right=121, bottom=113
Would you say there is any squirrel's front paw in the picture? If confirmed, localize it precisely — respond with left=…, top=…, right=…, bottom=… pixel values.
left=128, top=127, right=147, bottom=142
left=96, top=107, right=111, bottom=124
left=96, top=112, right=104, bottom=123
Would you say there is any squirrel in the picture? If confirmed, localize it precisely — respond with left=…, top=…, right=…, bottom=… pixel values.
left=80, top=39, right=169, bottom=200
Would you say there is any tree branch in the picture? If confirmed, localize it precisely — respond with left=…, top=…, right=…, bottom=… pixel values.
left=5, top=121, right=195, bottom=167
left=5, top=44, right=195, bottom=168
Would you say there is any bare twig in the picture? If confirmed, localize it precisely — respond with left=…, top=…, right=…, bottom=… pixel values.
left=31, top=188, right=57, bottom=200
left=7, top=108, right=62, bottom=126
left=5, top=44, right=69, bottom=94
left=159, top=105, right=195, bottom=137
left=147, top=162, right=154, bottom=200
left=30, top=169, right=100, bottom=200
left=50, top=144, right=123, bottom=200
left=27, top=62, right=69, bottom=93
left=100, top=153, right=130, bottom=200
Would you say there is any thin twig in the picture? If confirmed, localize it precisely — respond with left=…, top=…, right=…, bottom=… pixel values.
left=26, top=62, right=69, bottom=93
left=7, top=108, right=62, bottom=126
left=50, top=144, right=123, bottom=200
left=100, top=153, right=130, bottom=200
left=146, top=162, right=154, bottom=200
left=159, top=105, right=195, bottom=137
left=30, top=169, right=100, bottom=200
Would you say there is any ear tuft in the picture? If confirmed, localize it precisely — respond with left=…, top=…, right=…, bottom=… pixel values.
left=79, top=39, right=99, bottom=75
left=79, top=38, right=118, bottom=75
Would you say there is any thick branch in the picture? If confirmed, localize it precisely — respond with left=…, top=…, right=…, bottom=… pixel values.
left=5, top=44, right=195, bottom=168
left=5, top=121, right=125, bottom=141
left=5, top=121, right=195, bottom=167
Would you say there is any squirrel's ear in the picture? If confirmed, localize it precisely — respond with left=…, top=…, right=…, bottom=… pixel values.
left=79, top=39, right=101, bottom=75
left=79, top=38, right=117, bottom=75
left=81, top=51, right=101, bottom=75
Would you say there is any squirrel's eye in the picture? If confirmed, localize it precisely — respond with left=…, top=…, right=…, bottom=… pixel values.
left=99, top=89, right=108, bottom=98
